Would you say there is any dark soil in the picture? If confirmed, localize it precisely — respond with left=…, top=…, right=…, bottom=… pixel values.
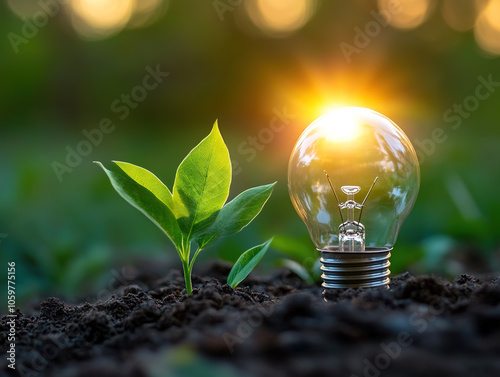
left=2, top=263, right=500, bottom=377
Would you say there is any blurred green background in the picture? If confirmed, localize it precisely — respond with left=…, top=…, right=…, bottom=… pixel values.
left=1, top=0, right=499, bottom=309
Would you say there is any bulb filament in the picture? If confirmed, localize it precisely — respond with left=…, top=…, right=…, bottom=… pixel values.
left=324, top=171, right=378, bottom=252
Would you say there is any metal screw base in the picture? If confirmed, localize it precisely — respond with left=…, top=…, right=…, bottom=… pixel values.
left=320, top=247, right=392, bottom=289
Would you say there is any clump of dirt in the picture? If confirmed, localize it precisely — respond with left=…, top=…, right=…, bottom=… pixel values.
left=2, top=264, right=500, bottom=377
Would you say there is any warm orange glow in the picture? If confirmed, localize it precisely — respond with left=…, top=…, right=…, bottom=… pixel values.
left=280, top=61, right=414, bottom=132
left=475, top=1, right=500, bottom=55
left=483, top=0, right=500, bottom=31
left=378, top=0, right=433, bottom=29
left=71, top=0, right=136, bottom=40
left=317, top=108, right=361, bottom=143
left=245, top=0, right=316, bottom=38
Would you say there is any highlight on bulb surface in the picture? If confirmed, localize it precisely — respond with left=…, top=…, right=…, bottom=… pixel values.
left=288, top=107, right=420, bottom=289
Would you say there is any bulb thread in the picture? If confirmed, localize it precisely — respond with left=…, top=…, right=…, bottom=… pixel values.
left=320, top=247, right=391, bottom=289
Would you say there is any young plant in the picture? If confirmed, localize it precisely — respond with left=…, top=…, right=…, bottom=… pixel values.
left=95, top=121, right=275, bottom=294
left=227, top=238, right=273, bottom=288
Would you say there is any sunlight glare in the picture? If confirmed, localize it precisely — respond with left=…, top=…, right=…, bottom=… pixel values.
left=318, top=108, right=361, bottom=144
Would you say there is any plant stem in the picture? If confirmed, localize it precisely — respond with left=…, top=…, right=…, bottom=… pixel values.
left=181, top=242, right=193, bottom=295
left=182, top=247, right=202, bottom=295
left=182, top=259, right=192, bottom=295
left=189, top=247, right=202, bottom=270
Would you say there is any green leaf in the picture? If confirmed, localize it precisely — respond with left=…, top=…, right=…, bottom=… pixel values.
left=227, top=238, right=273, bottom=288
left=195, top=182, right=276, bottom=248
left=112, top=161, right=174, bottom=210
left=95, top=161, right=182, bottom=252
left=173, top=121, right=231, bottom=238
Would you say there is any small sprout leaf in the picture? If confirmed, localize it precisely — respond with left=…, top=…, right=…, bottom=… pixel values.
left=173, top=121, right=232, bottom=238
left=112, top=161, right=174, bottom=210
left=227, top=238, right=273, bottom=288
left=196, top=183, right=276, bottom=248
left=94, top=161, right=183, bottom=252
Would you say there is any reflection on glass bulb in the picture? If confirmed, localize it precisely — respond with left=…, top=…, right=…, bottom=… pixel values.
left=288, top=107, right=420, bottom=290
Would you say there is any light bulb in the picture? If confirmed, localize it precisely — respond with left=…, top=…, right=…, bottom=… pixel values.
left=288, top=107, right=420, bottom=289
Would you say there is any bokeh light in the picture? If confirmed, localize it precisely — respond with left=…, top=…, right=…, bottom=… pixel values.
left=70, top=0, right=136, bottom=40
left=378, top=0, right=434, bottom=30
left=245, top=0, right=316, bottom=38
left=128, top=0, right=168, bottom=29
left=474, top=0, right=500, bottom=55
left=442, top=0, right=477, bottom=31
left=483, top=0, right=500, bottom=30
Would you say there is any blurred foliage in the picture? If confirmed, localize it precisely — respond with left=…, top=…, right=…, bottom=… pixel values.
left=1, top=0, right=500, bottom=309
left=147, top=344, right=241, bottom=377
left=273, top=234, right=321, bottom=284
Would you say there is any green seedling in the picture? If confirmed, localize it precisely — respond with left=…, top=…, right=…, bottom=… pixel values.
left=96, top=121, right=275, bottom=294
left=227, top=238, right=273, bottom=288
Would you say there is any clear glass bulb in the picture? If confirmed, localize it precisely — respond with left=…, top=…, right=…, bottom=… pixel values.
left=288, top=107, right=420, bottom=289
